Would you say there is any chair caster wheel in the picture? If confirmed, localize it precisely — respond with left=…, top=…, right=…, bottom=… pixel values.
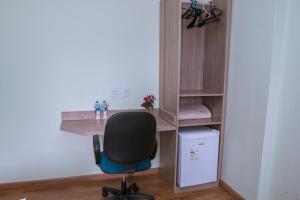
left=102, top=189, right=108, bottom=197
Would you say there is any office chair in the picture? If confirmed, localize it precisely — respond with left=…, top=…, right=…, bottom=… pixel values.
left=93, top=112, right=157, bottom=200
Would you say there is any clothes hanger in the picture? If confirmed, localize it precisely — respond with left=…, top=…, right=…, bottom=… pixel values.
left=202, top=3, right=211, bottom=18
left=190, top=2, right=212, bottom=28
left=182, top=0, right=203, bottom=19
left=182, top=0, right=197, bottom=19
left=185, top=0, right=206, bottom=28
left=182, top=0, right=222, bottom=29
left=197, top=2, right=222, bottom=27
left=187, top=13, right=203, bottom=29
left=182, top=6, right=194, bottom=19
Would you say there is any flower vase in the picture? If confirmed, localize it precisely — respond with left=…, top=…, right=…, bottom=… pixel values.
left=145, top=107, right=153, bottom=112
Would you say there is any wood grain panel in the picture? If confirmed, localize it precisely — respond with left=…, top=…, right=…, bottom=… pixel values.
left=159, top=1, right=181, bottom=192
left=159, top=109, right=177, bottom=125
left=62, top=109, right=162, bottom=121
left=180, top=3, right=206, bottom=91
left=202, top=96, right=223, bottom=119
left=159, top=131, right=177, bottom=190
left=179, top=96, right=203, bottom=106
left=180, top=90, right=224, bottom=97
left=159, top=0, right=164, bottom=109
left=179, top=117, right=222, bottom=127
left=213, top=0, right=232, bottom=181
left=160, top=0, right=181, bottom=117
left=203, top=0, right=230, bottom=93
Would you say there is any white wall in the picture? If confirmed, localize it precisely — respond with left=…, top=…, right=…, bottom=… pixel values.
left=0, top=0, right=160, bottom=183
left=265, top=0, right=300, bottom=199
left=257, top=1, right=288, bottom=199
left=224, top=0, right=300, bottom=199
left=222, top=0, right=277, bottom=199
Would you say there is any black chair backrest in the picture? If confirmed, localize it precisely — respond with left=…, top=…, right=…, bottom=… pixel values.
left=104, top=112, right=157, bottom=164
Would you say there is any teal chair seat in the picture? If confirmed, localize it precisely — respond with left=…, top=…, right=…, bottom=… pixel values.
left=100, top=152, right=151, bottom=174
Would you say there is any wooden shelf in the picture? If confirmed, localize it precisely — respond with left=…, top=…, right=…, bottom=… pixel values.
left=180, top=90, right=224, bottom=97
left=179, top=117, right=222, bottom=127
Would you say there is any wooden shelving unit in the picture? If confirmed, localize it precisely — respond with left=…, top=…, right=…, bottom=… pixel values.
left=159, top=0, right=231, bottom=193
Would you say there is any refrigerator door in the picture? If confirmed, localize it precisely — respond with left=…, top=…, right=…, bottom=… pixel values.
left=177, top=128, right=219, bottom=187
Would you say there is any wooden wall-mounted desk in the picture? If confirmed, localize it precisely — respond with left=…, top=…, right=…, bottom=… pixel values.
left=60, top=109, right=176, bottom=136
left=60, top=109, right=177, bottom=190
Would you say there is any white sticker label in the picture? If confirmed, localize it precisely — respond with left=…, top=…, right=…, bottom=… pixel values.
left=190, top=149, right=199, bottom=160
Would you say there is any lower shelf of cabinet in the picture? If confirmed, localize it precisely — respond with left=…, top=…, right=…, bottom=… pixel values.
left=178, top=117, right=222, bottom=127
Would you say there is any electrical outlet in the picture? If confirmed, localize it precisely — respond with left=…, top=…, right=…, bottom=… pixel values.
left=123, top=89, right=129, bottom=97
left=110, top=89, right=118, bottom=97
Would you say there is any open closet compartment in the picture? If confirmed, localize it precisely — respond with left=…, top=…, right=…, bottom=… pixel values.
left=159, top=0, right=231, bottom=193
left=179, top=96, right=223, bottom=127
left=176, top=0, right=230, bottom=191
left=180, top=1, right=228, bottom=97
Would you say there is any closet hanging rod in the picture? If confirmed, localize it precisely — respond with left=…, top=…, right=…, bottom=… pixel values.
left=181, top=0, right=212, bottom=5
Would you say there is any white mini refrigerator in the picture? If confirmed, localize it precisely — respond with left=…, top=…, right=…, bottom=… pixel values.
left=177, top=126, right=220, bottom=188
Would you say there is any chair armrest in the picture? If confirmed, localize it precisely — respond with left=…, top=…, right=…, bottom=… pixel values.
left=149, top=137, right=158, bottom=160
left=93, top=135, right=101, bottom=166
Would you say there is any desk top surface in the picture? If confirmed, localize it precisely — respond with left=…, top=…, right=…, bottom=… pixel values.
left=60, top=109, right=176, bottom=136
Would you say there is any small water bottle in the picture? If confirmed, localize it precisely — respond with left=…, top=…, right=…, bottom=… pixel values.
left=95, top=100, right=101, bottom=120
left=102, top=100, right=108, bottom=120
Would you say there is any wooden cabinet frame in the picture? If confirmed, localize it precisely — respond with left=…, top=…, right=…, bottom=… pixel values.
left=159, top=0, right=232, bottom=192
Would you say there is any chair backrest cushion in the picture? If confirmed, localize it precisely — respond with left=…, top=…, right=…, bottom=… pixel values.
left=104, top=112, right=157, bottom=164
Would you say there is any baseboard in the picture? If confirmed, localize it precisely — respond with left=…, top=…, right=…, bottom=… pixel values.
left=219, top=179, right=245, bottom=200
left=0, top=167, right=159, bottom=191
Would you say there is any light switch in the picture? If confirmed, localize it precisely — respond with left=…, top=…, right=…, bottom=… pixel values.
left=110, top=89, right=118, bottom=97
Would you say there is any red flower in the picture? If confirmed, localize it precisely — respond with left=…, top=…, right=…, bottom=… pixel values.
left=141, top=95, right=156, bottom=109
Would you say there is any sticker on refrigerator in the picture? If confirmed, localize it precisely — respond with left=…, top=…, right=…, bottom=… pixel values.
left=190, top=149, right=199, bottom=160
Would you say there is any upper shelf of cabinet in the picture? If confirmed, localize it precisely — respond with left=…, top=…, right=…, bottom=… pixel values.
left=180, top=90, right=224, bottom=97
